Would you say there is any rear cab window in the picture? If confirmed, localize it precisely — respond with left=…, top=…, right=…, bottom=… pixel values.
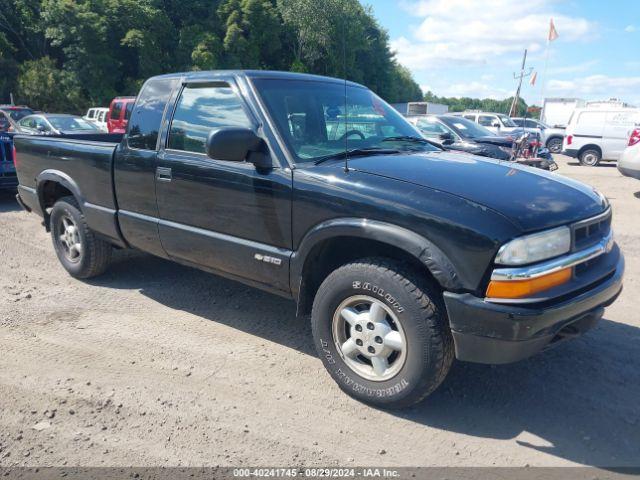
left=127, top=78, right=179, bottom=150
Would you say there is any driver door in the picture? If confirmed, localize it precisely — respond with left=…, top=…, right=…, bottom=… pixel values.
left=155, top=79, right=293, bottom=293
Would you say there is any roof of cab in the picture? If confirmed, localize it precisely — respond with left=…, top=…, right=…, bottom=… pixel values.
left=147, top=70, right=366, bottom=88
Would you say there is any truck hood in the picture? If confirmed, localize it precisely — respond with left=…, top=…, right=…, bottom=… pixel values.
left=345, top=150, right=607, bottom=232
left=468, top=135, right=512, bottom=147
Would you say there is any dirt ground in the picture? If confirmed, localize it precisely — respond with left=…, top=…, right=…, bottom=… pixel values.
left=1, top=155, right=639, bottom=468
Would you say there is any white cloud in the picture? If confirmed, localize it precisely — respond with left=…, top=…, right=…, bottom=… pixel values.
left=547, top=75, right=640, bottom=104
left=390, top=0, right=594, bottom=70
left=547, top=59, right=599, bottom=75
left=625, top=25, right=637, bottom=33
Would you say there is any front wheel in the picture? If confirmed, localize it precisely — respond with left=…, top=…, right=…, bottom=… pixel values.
left=311, top=258, right=454, bottom=408
left=50, top=196, right=112, bottom=279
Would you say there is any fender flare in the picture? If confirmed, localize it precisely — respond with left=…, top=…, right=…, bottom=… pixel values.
left=291, top=217, right=463, bottom=297
left=35, top=170, right=85, bottom=228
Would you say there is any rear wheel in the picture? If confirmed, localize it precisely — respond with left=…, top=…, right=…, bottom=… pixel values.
left=50, top=196, right=112, bottom=279
left=311, top=258, right=454, bottom=408
left=546, top=137, right=563, bottom=154
left=579, top=148, right=601, bottom=166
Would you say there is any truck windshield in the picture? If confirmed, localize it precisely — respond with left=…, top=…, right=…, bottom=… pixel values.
left=498, top=114, right=517, bottom=127
left=254, top=79, right=437, bottom=163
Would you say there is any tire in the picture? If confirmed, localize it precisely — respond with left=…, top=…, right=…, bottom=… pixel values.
left=546, top=137, right=563, bottom=154
left=50, top=196, right=112, bottom=279
left=311, top=258, right=454, bottom=408
left=579, top=148, right=601, bottom=166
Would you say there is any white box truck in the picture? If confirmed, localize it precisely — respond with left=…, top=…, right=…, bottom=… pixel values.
left=541, top=98, right=586, bottom=128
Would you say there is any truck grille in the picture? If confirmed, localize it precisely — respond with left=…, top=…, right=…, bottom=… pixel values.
left=571, top=209, right=611, bottom=252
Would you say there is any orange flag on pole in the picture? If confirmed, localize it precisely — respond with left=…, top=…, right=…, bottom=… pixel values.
left=548, top=18, right=559, bottom=42
left=530, top=71, right=538, bottom=86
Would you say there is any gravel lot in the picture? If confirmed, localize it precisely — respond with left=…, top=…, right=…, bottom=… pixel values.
left=1, top=155, right=639, bottom=468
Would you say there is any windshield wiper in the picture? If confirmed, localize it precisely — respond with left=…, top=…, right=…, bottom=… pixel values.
left=313, top=147, right=401, bottom=165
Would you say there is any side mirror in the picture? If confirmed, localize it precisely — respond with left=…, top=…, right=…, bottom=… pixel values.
left=492, top=121, right=501, bottom=129
left=206, top=127, right=271, bottom=168
left=438, top=132, right=454, bottom=144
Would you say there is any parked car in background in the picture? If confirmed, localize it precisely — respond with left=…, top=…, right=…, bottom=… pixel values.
left=107, top=97, right=135, bottom=133
left=83, top=107, right=109, bottom=132
left=563, top=107, right=640, bottom=166
left=409, top=115, right=555, bottom=169
left=512, top=117, right=565, bottom=153
left=15, top=71, right=621, bottom=409
left=17, top=114, right=100, bottom=136
left=409, top=115, right=514, bottom=160
left=450, top=111, right=521, bottom=135
left=617, top=128, right=640, bottom=179
left=0, top=106, right=35, bottom=132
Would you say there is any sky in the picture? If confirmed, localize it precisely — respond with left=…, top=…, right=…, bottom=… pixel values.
left=360, top=0, right=640, bottom=105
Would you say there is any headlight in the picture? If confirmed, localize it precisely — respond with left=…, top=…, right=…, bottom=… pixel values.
left=495, top=226, right=571, bottom=265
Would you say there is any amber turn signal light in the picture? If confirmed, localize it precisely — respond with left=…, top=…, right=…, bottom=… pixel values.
left=486, top=267, right=572, bottom=299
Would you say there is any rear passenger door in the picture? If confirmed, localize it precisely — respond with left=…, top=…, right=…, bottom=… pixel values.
left=155, top=79, right=292, bottom=293
left=114, top=77, right=179, bottom=257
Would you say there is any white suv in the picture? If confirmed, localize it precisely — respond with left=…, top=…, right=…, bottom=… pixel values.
left=563, top=107, right=640, bottom=166
left=451, top=111, right=521, bottom=135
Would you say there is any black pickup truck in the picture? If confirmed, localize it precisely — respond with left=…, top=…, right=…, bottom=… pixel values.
left=14, top=70, right=624, bottom=408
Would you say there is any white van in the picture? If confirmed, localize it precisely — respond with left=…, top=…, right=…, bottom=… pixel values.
left=82, top=107, right=109, bottom=132
left=563, top=107, right=640, bottom=166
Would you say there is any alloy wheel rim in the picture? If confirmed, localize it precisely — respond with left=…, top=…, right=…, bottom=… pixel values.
left=57, top=214, right=82, bottom=262
left=332, top=295, right=407, bottom=382
left=584, top=153, right=598, bottom=165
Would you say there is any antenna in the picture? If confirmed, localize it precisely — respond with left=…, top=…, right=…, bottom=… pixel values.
left=342, top=5, right=348, bottom=173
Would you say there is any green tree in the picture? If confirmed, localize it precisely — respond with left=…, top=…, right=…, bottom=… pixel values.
left=16, top=56, right=84, bottom=111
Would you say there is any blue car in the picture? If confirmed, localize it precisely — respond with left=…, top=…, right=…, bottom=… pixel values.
left=0, top=132, right=18, bottom=191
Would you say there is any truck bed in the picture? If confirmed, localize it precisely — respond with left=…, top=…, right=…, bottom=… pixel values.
left=14, top=133, right=123, bottom=207
left=14, top=133, right=125, bottom=245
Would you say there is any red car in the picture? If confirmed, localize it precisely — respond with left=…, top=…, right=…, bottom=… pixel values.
left=107, top=96, right=135, bottom=133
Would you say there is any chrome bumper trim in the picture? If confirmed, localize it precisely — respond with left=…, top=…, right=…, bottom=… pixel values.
left=491, top=230, right=614, bottom=282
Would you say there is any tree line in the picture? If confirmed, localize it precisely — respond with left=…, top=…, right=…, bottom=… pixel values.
left=0, top=0, right=424, bottom=112
left=424, top=90, right=538, bottom=118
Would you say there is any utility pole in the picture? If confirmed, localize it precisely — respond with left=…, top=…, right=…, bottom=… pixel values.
left=509, top=49, right=533, bottom=117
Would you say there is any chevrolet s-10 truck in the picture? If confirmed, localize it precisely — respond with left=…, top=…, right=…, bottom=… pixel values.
left=14, top=71, right=624, bottom=408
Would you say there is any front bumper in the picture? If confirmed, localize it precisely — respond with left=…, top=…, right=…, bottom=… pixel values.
left=443, top=252, right=624, bottom=364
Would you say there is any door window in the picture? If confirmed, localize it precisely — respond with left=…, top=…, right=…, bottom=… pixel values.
left=128, top=78, right=178, bottom=150
left=478, top=115, right=496, bottom=127
left=168, top=84, right=252, bottom=154
left=111, top=102, right=123, bottom=120
left=463, top=114, right=476, bottom=121
left=416, top=118, right=449, bottom=137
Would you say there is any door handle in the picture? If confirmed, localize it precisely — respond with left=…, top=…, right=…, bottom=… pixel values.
left=156, top=167, right=172, bottom=182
